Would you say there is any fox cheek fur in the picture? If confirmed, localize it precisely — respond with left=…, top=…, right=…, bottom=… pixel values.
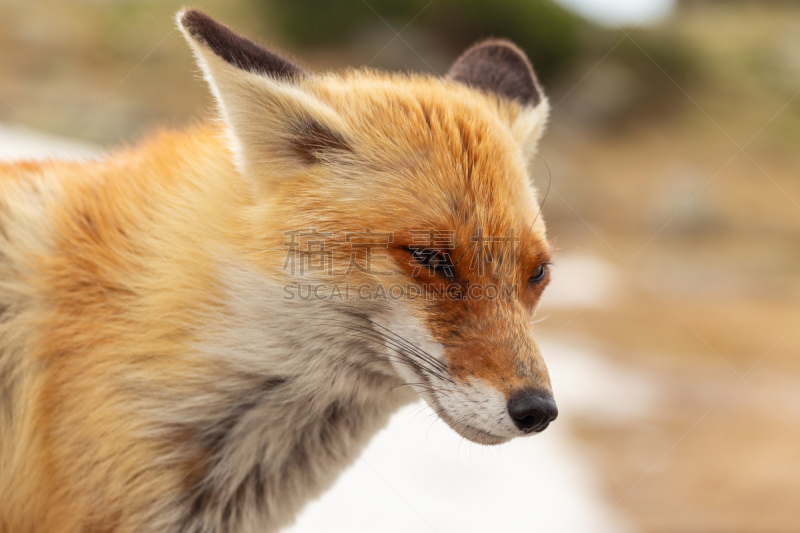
left=0, top=9, right=554, bottom=533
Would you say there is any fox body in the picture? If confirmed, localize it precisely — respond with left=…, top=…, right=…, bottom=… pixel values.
left=0, top=10, right=555, bottom=533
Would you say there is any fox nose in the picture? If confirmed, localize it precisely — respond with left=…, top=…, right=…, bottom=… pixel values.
left=507, top=388, right=558, bottom=433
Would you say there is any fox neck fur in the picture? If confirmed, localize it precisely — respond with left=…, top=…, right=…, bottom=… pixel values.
left=0, top=126, right=415, bottom=532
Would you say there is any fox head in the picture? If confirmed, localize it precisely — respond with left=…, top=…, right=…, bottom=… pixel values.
left=179, top=10, right=556, bottom=445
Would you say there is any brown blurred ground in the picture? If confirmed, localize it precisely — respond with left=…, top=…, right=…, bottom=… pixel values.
left=536, top=4, right=800, bottom=529
left=1, top=0, right=799, bottom=530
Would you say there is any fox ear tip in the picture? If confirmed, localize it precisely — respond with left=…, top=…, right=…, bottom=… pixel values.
left=177, top=9, right=307, bottom=80
left=176, top=8, right=204, bottom=36
left=177, top=9, right=226, bottom=49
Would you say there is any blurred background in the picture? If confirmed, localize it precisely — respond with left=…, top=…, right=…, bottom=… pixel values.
left=2, top=0, right=799, bottom=531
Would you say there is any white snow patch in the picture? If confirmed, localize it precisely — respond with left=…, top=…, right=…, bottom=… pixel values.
left=286, top=395, right=635, bottom=533
left=541, top=252, right=621, bottom=309
left=287, top=337, right=663, bottom=533
left=546, top=340, right=664, bottom=423
left=555, top=0, right=675, bottom=27
left=0, top=124, right=100, bottom=161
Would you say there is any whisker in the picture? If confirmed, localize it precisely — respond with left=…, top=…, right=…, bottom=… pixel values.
left=320, top=320, right=454, bottom=386
left=340, top=311, right=451, bottom=377
left=530, top=314, right=549, bottom=325
left=532, top=154, right=552, bottom=228
left=332, top=315, right=450, bottom=375
left=387, top=382, right=453, bottom=395
left=362, top=321, right=450, bottom=374
left=321, top=320, right=449, bottom=381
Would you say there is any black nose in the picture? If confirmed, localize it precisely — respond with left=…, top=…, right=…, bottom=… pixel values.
left=507, top=388, right=558, bottom=433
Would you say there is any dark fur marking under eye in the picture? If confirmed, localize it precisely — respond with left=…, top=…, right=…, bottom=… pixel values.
left=405, top=246, right=457, bottom=280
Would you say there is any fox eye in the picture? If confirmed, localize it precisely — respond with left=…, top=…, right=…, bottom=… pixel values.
left=405, top=247, right=455, bottom=279
left=530, top=263, right=548, bottom=284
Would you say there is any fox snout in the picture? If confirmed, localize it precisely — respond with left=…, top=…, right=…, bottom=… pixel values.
left=413, top=301, right=558, bottom=443
left=507, top=388, right=558, bottom=433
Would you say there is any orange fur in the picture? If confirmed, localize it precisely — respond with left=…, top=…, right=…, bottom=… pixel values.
left=0, top=13, right=554, bottom=532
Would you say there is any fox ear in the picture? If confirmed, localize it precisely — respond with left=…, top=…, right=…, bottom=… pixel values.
left=179, top=9, right=306, bottom=81
left=447, top=39, right=542, bottom=106
left=177, top=9, right=352, bottom=189
left=447, top=40, right=549, bottom=159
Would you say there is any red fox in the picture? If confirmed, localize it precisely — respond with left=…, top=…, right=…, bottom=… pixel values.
left=0, top=9, right=556, bottom=533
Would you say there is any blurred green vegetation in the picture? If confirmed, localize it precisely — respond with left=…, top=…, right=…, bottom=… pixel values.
left=264, top=0, right=695, bottom=126
left=2, top=0, right=799, bottom=148
left=267, top=0, right=589, bottom=81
